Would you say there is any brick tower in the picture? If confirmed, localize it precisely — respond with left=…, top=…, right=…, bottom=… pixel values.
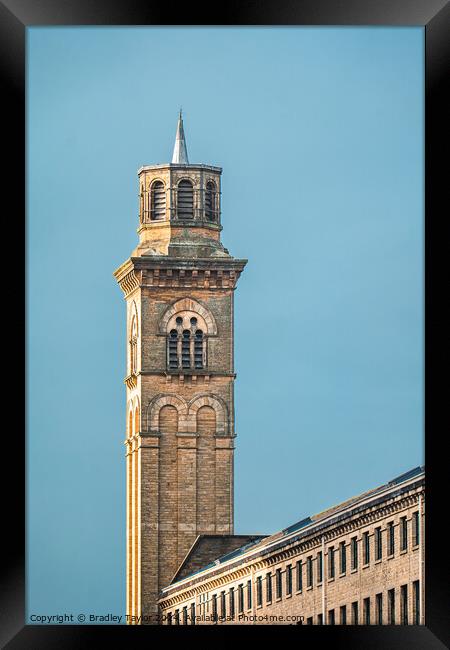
left=114, top=111, right=247, bottom=624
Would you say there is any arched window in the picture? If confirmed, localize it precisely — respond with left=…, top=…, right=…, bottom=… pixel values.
left=177, top=180, right=194, bottom=219
left=139, top=186, right=145, bottom=222
left=150, top=181, right=166, bottom=220
left=166, top=313, right=206, bottom=370
left=194, top=330, right=204, bottom=368
left=134, top=406, right=140, bottom=436
left=130, top=315, right=137, bottom=375
left=182, top=330, right=191, bottom=368
left=205, top=181, right=216, bottom=221
left=128, top=409, right=133, bottom=438
left=168, top=329, right=178, bottom=369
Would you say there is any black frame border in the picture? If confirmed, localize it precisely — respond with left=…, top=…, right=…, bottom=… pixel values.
left=3, top=0, right=449, bottom=647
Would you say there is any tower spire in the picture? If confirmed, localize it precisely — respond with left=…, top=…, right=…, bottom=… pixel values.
left=171, top=108, right=189, bottom=164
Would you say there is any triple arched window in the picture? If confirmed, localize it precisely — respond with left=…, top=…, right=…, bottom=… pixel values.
left=150, top=181, right=166, bottom=220
left=167, top=314, right=206, bottom=370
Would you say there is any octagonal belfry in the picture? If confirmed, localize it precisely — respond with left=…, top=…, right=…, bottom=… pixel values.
left=133, top=111, right=229, bottom=260
left=114, top=110, right=247, bottom=624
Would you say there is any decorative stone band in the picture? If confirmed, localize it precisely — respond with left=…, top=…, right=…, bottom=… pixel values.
left=114, top=257, right=247, bottom=297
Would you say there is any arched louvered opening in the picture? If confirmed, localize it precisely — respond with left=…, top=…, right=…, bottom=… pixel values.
left=181, top=330, right=191, bottom=368
left=205, top=181, right=216, bottom=221
left=151, top=181, right=166, bottom=220
left=168, top=329, right=178, bottom=369
left=194, top=330, right=204, bottom=369
left=177, top=180, right=194, bottom=219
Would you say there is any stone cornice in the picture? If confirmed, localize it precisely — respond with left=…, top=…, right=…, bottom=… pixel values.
left=114, top=257, right=247, bottom=295
left=138, top=163, right=222, bottom=174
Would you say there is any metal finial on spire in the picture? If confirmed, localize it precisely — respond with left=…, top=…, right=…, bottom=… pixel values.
left=172, top=109, right=189, bottom=164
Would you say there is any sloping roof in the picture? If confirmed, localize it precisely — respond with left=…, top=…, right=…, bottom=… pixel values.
left=163, top=465, right=424, bottom=592
left=172, top=535, right=267, bottom=584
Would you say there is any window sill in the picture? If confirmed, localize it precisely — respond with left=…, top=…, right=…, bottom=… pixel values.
left=339, top=572, right=346, bottom=578
left=286, top=594, right=292, bottom=600
left=362, top=563, right=369, bottom=570
left=374, top=559, right=382, bottom=565
left=306, top=586, right=313, bottom=592
left=350, top=568, right=358, bottom=574
left=328, top=577, right=335, bottom=583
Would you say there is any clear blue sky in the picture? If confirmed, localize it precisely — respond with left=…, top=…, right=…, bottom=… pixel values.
left=27, top=27, right=424, bottom=622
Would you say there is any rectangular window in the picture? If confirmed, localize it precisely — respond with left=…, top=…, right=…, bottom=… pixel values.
left=317, top=551, right=323, bottom=583
left=286, top=564, right=292, bottom=596
left=175, top=609, right=180, bottom=625
left=266, top=572, right=272, bottom=603
left=229, top=587, right=235, bottom=618
left=238, top=584, right=244, bottom=613
left=376, top=593, right=383, bottom=625
left=190, top=602, right=195, bottom=625
left=276, top=568, right=282, bottom=599
left=328, top=609, right=335, bottom=625
left=363, top=598, right=370, bottom=625
left=340, top=605, right=347, bottom=625
left=212, top=594, right=218, bottom=622
left=182, top=606, right=188, bottom=625
left=167, top=612, right=172, bottom=626
left=220, top=591, right=226, bottom=619
left=375, top=527, right=382, bottom=561
left=413, top=580, right=420, bottom=625
left=247, top=580, right=252, bottom=610
left=307, top=556, right=313, bottom=587
left=256, top=577, right=262, bottom=607
left=340, top=541, right=346, bottom=574
left=363, top=531, right=370, bottom=565
left=401, top=584, right=408, bottom=625
left=388, top=522, right=395, bottom=556
left=388, top=589, right=395, bottom=624
left=307, top=617, right=313, bottom=625
left=351, top=601, right=359, bottom=625
left=317, top=613, right=323, bottom=625
left=400, top=516, right=408, bottom=551
left=328, top=546, right=335, bottom=579
left=413, top=511, right=420, bottom=546
left=296, top=560, right=303, bottom=591
left=351, top=537, right=358, bottom=570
